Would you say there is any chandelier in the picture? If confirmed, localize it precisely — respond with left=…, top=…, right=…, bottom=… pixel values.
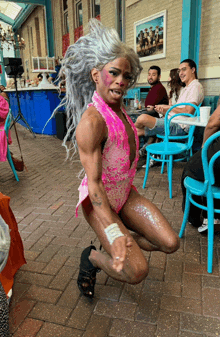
left=0, top=24, right=25, bottom=51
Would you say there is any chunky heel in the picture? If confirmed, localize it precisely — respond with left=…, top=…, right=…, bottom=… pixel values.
left=77, top=245, right=100, bottom=298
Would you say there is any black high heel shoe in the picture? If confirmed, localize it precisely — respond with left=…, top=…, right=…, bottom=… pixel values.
left=77, top=245, right=100, bottom=299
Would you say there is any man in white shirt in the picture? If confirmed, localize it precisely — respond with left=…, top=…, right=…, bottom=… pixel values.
left=135, top=59, right=204, bottom=140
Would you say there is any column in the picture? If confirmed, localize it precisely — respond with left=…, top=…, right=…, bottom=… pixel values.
left=0, top=47, right=6, bottom=87
left=181, top=0, right=202, bottom=68
left=44, top=0, right=55, bottom=56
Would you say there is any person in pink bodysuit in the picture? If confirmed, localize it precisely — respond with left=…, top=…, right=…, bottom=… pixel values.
left=57, top=19, right=180, bottom=299
left=75, top=90, right=140, bottom=217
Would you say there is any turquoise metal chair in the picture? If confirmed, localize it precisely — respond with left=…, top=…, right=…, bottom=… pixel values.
left=143, top=103, right=200, bottom=198
left=157, top=102, right=202, bottom=174
left=179, top=130, right=220, bottom=273
left=4, top=110, right=19, bottom=181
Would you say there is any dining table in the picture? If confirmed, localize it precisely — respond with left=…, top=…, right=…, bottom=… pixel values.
left=170, top=116, right=209, bottom=127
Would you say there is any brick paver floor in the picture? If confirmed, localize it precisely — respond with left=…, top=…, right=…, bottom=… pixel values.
left=1, top=124, right=220, bottom=337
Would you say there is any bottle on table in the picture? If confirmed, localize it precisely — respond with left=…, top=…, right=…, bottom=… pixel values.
left=134, top=92, right=138, bottom=109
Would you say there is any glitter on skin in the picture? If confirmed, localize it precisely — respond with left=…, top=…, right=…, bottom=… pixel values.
left=133, top=205, right=161, bottom=229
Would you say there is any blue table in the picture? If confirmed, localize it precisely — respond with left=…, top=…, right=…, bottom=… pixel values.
left=6, top=88, right=64, bottom=135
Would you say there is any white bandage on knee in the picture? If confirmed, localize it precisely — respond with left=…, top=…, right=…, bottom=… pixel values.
left=104, top=223, right=124, bottom=245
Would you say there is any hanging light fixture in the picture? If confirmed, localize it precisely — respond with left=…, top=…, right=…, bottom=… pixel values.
left=0, top=24, right=25, bottom=51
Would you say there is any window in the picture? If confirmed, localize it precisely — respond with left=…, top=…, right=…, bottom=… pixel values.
left=28, top=26, right=34, bottom=51
left=63, top=0, right=68, bottom=11
left=35, top=17, right=41, bottom=56
left=75, top=0, right=83, bottom=27
left=91, top=0, right=100, bottom=18
left=63, top=0, right=69, bottom=34
left=64, top=12, right=69, bottom=34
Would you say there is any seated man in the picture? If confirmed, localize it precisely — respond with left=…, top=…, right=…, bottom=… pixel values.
left=144, top=65, right=168, bottom=117
left=138, top=65, right=168, bottom=161
left=181, top=104, right=220, bottom=233
left=135, top=59, right=204, bottom=144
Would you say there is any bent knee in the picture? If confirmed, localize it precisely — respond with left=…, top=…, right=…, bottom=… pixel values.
left=137, top=114, right=149, bottom=125
left=164, top=234, right=180, bottom=254
left=124, top=259, right=149, bottom=284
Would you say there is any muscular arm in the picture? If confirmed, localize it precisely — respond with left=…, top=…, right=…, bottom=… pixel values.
left=202, top=105, right=220, bottom=146
left=76, top=108, right=119, bottom=229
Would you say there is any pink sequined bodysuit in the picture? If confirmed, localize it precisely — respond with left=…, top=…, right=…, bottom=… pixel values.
left=75, top=91, right=139, bottom=217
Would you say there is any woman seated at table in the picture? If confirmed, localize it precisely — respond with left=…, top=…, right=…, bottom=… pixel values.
left=181, top=104, right=220, bottom=233
left=168, top=68, right=185, bottom=106
left=0, top=90, right=12, bottom=162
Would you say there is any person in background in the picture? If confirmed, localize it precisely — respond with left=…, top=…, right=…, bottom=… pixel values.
left=37, top=73, right=43, bottom=82
left=50, top=59, right=61, bottom=84
left=135, top=59, right=204, bottom=147
left=140, top=68, right=185, bottom=168
left=0, top=85, right=9, bottom=102
left=37, top=73, right=49, bottom=82
left=144, top=65, right=168, bottom=117
left=0, top=93, right=11, bottom=162
left=167, top=68, right=185, bottom=106
left=181, top=104, right=220, bottom=233
left=138, top=65, right=169, bottom=160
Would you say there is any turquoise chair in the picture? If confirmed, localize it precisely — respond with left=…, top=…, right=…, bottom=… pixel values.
left=4, top=110, right=19, bottom=181
left=179, top=130, right=220, bottom=273
left=143, top=103, right=200, bottom=198
left=157, top=103, right=202, bottom=174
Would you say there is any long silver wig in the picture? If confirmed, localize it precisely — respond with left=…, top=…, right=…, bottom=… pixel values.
left=54, top=19, right=142, bottom=158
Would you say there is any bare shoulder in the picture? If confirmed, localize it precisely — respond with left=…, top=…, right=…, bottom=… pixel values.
left=76, top=106, right=107, bottom=149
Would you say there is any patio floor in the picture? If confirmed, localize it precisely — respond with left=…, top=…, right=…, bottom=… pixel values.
left=1, top=124, right=220, bottom=337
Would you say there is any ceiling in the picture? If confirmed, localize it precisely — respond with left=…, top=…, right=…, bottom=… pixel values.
left=0, top=1, right=23, bottom=21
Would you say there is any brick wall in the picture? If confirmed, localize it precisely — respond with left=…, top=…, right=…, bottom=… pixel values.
left=125, top=0, right=183, bottom=83
left=199, top=0, right=220, bottom=69
left=19, top=6, right=47, bottom=80
left=101, top=0, right=115, bottom=29
left=17, top=0, right=220, bottom=96
left=199, top=0, right=220, bottom=95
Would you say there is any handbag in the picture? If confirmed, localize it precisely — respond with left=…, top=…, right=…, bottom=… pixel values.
left=10, top=119, right=27, bottom=172
left=11, top=153, right=24, bottom=171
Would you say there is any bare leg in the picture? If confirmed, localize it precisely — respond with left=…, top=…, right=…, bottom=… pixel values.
left=81, top=197, right=149, bottom=285
left=119, top=189, right=180, bottom=254
left=130, top=232, right=160, bottom=251
left=135, top=114, right=157, bottom=137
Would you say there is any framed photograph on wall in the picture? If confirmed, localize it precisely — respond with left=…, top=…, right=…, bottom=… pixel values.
left=134, top=10, right=167, bottom=62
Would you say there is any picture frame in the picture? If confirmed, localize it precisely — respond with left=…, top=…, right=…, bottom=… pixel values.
left=134, top=10, right=167, bottom=62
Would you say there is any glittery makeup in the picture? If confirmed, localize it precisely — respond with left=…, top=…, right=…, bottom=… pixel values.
left=133, top=205, right=161, bottom=229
